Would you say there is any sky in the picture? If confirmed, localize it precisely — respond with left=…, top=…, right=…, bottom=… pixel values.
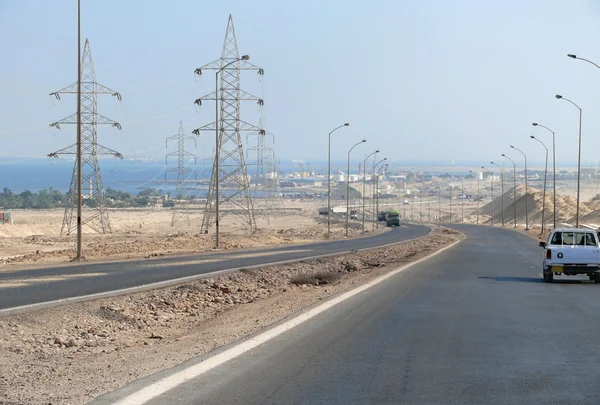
left=1, top=0, right=600, bottom=169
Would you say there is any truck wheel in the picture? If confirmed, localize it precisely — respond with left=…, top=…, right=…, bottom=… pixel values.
left=545, top=271, right=553, bottom=283
left=594, top=273, right=600, bottom=284
left=543, top=272, right=547, bottom=282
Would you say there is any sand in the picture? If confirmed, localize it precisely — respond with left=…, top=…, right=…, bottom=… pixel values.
left=0, top=200, right=386, bottom=267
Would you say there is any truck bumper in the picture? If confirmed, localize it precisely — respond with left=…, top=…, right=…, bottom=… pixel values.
left=549, top=265, right=600, bottom=274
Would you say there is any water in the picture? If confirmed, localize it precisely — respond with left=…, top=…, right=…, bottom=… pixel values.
left=0, top=159, right=292, bottom=196
left=0, top=159, right=198, bottom=194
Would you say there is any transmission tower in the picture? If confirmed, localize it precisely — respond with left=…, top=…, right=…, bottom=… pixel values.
left=193, top=14, right=265, bottom=233
left=165, top=121, right=197, bottom=226
left=48, top=38, right=123, bottom=235
left=246, top=118, right=279, bottom=221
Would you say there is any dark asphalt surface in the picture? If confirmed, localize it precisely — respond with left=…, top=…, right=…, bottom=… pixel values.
left=106, top=224, right=600, bottom=405
left=0, top=224, right=429, bottom=310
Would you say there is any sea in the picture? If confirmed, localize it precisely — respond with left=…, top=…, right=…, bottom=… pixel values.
left=0, top=158, right=573, bottom=195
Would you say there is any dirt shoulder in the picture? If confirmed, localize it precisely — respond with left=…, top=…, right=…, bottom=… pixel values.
left=0, top=227, right=463, bottom=405
left=0, top=214, right=387, bottom=271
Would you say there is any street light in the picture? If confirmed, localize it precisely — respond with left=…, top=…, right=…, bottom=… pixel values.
left=532, top=123, right=556, bottom=229
left=567, top=54, right=600, bottom=69
left=376, top=163, right=388, bottom=228
left=213, top=54, right=250, bottom=248
left=461, top=176, right=464, bottom=224
left=531, top=135, right=548, bottom=235
left=362, top=150, right=379, bottom=232
left=345, top=139, right=366, bottom=237
left=327, top=122, right=350, bottom=239
left=374, top=158, right=387, bottom=230
left=510, top=145, right=529, bottom=230
left=556, top=94, right=583, bottom=228
left=469, top=170, right=480, bottom=224
left=482, top=166, right=494, bottom=226
left=490, top=161, right=505, bottom=226
left=502, top=154, right=517, bottom=228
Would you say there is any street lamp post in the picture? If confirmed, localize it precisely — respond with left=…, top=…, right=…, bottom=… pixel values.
left=214, top=55, right=250, bottom=248
left=482, top=167, right=494, bottom=226
left=438, top=184, right=442, bottom=224
left=470, top=170, right=480, bottom=224
left=375, top=164, right=388, bottom=228
left=362, top=150, right=378, bottom=232
left=567, top=54, right=600, bottom=69
left=533, top=123, right=556, bottom=229
left=556, top=94, right=583, bottom=228
left=510, top=145, right=529, bottom=230
left=461, top=177, right=464, bottom=224
left=502, top=154, right=518, bottom=228
left=345, top=139, right=366, bottom=237
left=449, top=183, right=452, bottom=223
left=428, top=189, right=431, bottom=223
left=327, top=122, right=350, bottom=239
left=531, top=135, right=548, bottom=234
left=491, top=162, right=504, bottom=226
left=374, top=158, right=387, bottom=229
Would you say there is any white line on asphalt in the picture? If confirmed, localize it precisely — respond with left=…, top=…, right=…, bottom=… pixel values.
left=110, top=237, right=462, bottom=405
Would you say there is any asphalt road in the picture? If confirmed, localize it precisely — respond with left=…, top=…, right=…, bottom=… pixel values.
left=0, top=224, right=429, bottom=310
left=99, top=224, right=600, bottom=405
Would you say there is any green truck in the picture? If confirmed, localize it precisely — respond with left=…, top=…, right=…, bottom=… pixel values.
left=385, top=210, right=400, bottom=227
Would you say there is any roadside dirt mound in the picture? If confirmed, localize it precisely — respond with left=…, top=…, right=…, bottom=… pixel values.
left=477, top=185, right=591, bottom=226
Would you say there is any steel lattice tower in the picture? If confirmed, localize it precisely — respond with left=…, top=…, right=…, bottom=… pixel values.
left=48, top=39, right=123, bottom=235
left=193, top=15, right=264, bottom=233
left=247, top=118, right=279, bottom=220
left=165, top=121, right=196, bottom=226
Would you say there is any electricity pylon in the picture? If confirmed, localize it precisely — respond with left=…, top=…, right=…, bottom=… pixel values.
left=193, top=14, right=265, bottom=234
left=48, top=38, right=123, bottom=235
left=247, top=118, right=278, bottom=222
left=165, top=121, right=196, bottom=226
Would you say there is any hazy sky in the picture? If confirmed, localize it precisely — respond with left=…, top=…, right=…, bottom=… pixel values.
left=1, top=0, right=600, bottom=168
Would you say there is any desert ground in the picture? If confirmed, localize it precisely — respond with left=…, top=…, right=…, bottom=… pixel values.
left=0, top=199, right=387, bottom=267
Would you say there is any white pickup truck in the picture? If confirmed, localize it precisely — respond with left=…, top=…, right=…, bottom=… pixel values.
left=539, top=228, right=600, bottom=283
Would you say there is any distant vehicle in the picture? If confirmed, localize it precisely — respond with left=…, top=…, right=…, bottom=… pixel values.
left=378, top=211, right=387, bottom=221
left=403, top=200, right=409, bottom=205
left=539, top=228, right=600, bottom=283
left=385, top=210, right=400, bottom=227
left=350, top=210, right=358, bottom=220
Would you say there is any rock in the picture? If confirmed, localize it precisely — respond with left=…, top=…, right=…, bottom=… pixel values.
left=219, top=285, right=231, bottom=294
left=149, top=332, right=164, bottom=339
left=344, top=262, right=359, bottom=272
left=54, top=337, right=67, bottom=346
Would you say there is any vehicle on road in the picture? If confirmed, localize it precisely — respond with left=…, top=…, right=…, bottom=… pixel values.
left=378, top=211, right=387, bottom=221
left=539, top=228, right=600, bottom=283
left=386, top=210, right=400, bottom=227
left=350, top=210, right=358, bottom=220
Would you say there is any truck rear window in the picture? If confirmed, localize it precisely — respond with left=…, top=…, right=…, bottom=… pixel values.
left=550, top=232, right=597, bottom=246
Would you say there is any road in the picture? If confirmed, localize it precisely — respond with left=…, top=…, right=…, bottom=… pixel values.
left=0, top=224, right=429, bottom=310
left=96, top=224, right=600, bottom=404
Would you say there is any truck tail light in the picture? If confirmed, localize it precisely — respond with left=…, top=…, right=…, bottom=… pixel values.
left=546, top=249, right=552, bottom=259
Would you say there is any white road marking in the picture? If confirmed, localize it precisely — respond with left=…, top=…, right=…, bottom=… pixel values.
left=110, top=238, right=462, bottom=405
